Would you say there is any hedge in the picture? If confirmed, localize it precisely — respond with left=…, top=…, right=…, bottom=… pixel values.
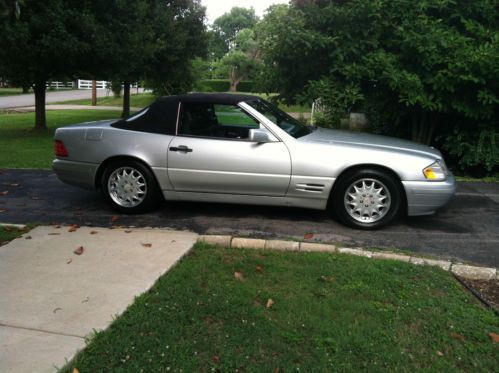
left=196, top=79, right=255, bottom=93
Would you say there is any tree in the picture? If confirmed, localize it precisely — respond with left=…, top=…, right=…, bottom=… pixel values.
left=0, top=0, right=95, bottom=129
left=215, top=28, right=261, bottom=91
left=210, top=7, right=259, bottom=57
left=258, top=0, right=499, bottom=145
left=144, top=0, right=207, bottom=96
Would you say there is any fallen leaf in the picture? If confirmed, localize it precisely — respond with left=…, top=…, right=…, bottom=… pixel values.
left=3, top=226, right=12, bottom=232
left=436, top=351, right=444, bottom=357
left=90, top=231, right=98, bottom=235
left=450, top=332, right=465, bottom=342
left=48, top=233, right=61, bottom=236
left=0, top=191, right=9, bottom=195
left=489, top=332, right=499, bottom=343
left=304, top=232, right=314, bottom=240
left=266, top=298, right=274, bottom=309
left=234, top=271, right=244, bottom=280
left=212, top=355, right=220, bottom=364
left=0, top=209, right=7, bottom=213
left=124, top=230, right=132, bottom=233
left=81, top=297, right=89, bottom=303
left=68, top=225, right=80, bottom=232
left=111, top=215, right=120, bottom=222
left=319, top=275, right=336, bottom=283
left=74, top=246, right=84, bottom=255
left=53, top=307, right=62, bottom=313
left=73, top=368, right=80, bottom=373
left=25, top=235, right=32, bottom=239
left=255, top=265, right=264, bottom=273
left=54, top=225, right=61, bottom=229
left=274, top=368, right=280, bottom=373
left=141, top=242, right=152, bottom=248
left=66, top=258, right=72, bottom=264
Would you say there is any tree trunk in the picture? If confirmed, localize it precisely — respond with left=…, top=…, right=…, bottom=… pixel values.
left=411, top=111, right=436, bottom=145
left=91, top=80, right=97, bottom=106
left=33, top=81, right=47, bottom=130
left=122, top=81, right=130, bottom=118
left=229, top=81, right=238, bottom=92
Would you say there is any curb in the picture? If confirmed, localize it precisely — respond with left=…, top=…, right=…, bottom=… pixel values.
left=198, top=235, right=498, bottom=281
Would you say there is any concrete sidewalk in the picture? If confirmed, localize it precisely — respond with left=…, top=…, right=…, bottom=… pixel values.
left=0, top=226, right=198, bottom=373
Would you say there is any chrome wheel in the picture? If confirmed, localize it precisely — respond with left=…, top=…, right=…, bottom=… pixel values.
left=344, top=178, right=391, bottom=224
left=107, top=167, right=147, bottom=208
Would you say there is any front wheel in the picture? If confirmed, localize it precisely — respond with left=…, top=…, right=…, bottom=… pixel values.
left=332, top=169, right=403, bottom=229
left=101, top=160, right=159, bottom=214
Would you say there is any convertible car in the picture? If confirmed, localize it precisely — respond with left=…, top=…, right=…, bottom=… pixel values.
left=53, top=93, right=456, bottom=229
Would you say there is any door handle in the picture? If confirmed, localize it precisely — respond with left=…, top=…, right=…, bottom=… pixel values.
left=169, top=145, right=193, bottom=153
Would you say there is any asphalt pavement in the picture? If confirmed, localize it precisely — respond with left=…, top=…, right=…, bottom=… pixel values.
left=1, top=169, right=498, bottom=267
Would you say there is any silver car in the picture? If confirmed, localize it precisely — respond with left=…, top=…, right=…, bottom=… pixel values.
left=53, top=93, right=456, bottom=229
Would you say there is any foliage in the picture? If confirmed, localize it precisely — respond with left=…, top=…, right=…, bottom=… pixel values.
left=258, top=0, right=499, bottom=150
left=194, top=79, right=255, bottom=92
left=443, top=126, right=498, bottom=174
left=62, top=243, right=499, bottom=372
left=210, top=6, right=259, bottom=57
left=215, top=28, right=261, bottom=91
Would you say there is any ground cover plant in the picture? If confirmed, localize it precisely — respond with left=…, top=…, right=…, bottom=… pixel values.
left=63, top=243, right=499, bottom=372
left=0, top=110, right=122, bottom=168
left=0, top=225, right=31, bottom=246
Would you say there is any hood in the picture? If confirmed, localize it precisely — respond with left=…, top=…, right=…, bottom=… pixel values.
left=300, top=127, right=441, bottom=158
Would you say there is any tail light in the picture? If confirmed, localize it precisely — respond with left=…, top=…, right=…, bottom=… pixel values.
left=54, top=140, right=69, bottom=157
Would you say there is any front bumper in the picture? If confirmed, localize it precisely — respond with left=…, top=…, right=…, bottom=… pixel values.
left=52, top=159, right=99, bottom=190
left=402, top=174, right=456, bottom=216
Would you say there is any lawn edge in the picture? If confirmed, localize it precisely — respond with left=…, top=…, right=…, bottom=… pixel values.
left=199, top=235, right=498, bottom=281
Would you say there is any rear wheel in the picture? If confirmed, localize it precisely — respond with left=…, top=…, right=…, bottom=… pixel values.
left=332, top=169, right=403, bottom=229
left=101, top=160, right=159, bottom=214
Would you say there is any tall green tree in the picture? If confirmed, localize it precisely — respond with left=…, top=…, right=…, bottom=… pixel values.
left=0, top=0, right=95, bottom=129
left=215, top=28, right=261, bottom=91
left=210, top=7, right=259, bottom=58
left=259, top=0, right=499, bottom=146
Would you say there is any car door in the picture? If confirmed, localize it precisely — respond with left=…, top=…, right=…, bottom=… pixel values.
left=167, top=102, right=291, bottom=196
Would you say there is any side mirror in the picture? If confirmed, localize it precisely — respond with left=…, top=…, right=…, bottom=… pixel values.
left=248, top=129, right=271, bottom=143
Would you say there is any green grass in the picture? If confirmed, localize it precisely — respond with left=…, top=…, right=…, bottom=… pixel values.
left=59, top=93, right=157, bottom=108
left=0, top=110, right=122, bottom=169
left=0, top=88, right=25, bottom=96
left=0, top=225, right=32, bottom=245
left=62, top=243, right=498, bottom=372
left=59, top=92, right=311, bottom=113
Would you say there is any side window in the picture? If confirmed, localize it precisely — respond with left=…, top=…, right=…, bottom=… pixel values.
left=179, top=103, right=261, bottom=140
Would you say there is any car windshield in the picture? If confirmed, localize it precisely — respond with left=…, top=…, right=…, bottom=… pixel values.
left=246, top=99, right=312, bottom=138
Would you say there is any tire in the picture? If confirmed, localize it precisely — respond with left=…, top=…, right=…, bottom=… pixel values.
left=101, top=160, right=160, bottom=214
left=332, top=168, right=403, bottom=229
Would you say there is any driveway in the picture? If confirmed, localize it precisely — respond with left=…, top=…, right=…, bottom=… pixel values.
left=0, top=169, right=498, bottom=267
left=0, top=88, right=144, bottom=109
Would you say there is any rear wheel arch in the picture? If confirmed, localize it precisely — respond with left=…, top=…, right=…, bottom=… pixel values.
left=95, top=155, right=161, bottom=191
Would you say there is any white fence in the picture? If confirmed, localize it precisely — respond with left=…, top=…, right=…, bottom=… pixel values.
left=77, top=80, right=108, bottom=89
left=46, top=81, right=74, bottom=89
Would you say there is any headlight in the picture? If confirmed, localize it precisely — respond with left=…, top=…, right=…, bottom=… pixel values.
left=423, top=160, right=447, bottom=181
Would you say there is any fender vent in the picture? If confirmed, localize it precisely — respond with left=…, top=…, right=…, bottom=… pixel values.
left=296, top=183, right=325, bottom=193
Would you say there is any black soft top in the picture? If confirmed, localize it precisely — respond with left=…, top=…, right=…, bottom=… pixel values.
left=112, top=93, right=261, bottom=135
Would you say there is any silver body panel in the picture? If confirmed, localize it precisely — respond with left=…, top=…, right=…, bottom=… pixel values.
left=53, top=99, right=456, bottom=216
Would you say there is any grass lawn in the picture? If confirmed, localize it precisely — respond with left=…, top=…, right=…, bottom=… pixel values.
left=59, top=93, right=157, bottom=108
left=63, top=243, right=498, bottom=372
left=0, top=110, right=122, bottom=169
left=0, top=88, right=25, bottom=96
left=59, top=92, right=312, bottom=113
left=0, top=225, right=31, bottom=246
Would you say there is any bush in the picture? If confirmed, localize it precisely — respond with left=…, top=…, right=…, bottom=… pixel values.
left=442, top=126, right=498, bottom=175
left=194, top=80, right=255, bottom=93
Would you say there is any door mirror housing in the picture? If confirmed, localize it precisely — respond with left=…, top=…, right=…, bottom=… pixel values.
left=248, top=129, right=271, bottom=143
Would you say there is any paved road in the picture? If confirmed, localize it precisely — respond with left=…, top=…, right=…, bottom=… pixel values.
left=1, top=169, right=498, bottom=267
left=0, top=88, right=144, bottom=109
